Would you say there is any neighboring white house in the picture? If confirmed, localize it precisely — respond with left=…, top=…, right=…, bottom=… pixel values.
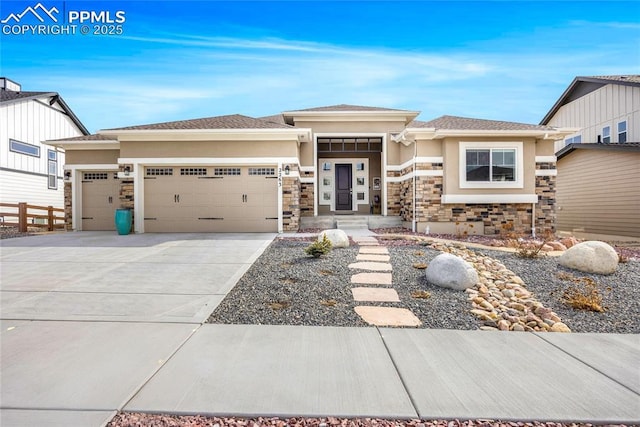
left=0, top=77, right=89, bottom=208
left=540, top=75, right=640, bottom=152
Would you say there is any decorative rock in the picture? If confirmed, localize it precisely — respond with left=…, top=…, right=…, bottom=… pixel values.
left=318, top=229, right=349, bottom=248
left=560, top=236, right=579, bottom=249
left=558, top=241, right=619, bottom=275
left=550, top=322, right=572, bottom=333
left=547, top=241, right=568, bottom=251
left=512, top=323, right=525, bottom=332
left=425, top=253, right=479, bottom=291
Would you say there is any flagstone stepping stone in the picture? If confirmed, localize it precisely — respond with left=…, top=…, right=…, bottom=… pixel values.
left=355, top=306, right=421, bottom=327
left=352, top=287, right=400, bottom=302
left=351, top=272, right=392, bottom=285
left=356, top=254, right=391, bottom=262
left=348, top=262, right=392, bottom=271
left=358, top=247, right=389, bottom=254
left=356, top=241, right=380, bottom=246
left=352, top=236, right=378, bottom=244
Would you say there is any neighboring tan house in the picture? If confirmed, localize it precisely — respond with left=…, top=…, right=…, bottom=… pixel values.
left=541, top=75, right=640, bottom=239
left=50, top=105, right=573, bottom=234
left=555, top=143, right=640, bottom=240
left=540, top=75, right=640, bottom=152
left=0, top=77, right=89, bottom=209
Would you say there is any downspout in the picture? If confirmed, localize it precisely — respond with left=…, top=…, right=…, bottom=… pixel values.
left=531, top=202, right=536, bottom=238
left=412, top=139, right=417, bottom=233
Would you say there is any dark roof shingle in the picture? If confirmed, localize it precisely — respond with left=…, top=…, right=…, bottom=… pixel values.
left=104, top=114, right=295, bottom=131
left=285, top=104, right=412, bottom=113
left=411, top=115, right=556, bottom=131
left=49, top=134, right=117, bottom=142
left=0, top=90, right=56, bottom=103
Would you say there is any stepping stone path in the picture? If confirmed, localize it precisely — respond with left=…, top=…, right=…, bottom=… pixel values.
left=350, top=235, right=421, bottom=327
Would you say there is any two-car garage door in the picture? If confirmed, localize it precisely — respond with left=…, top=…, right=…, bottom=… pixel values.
left=143, top=166, right=278, bottom=232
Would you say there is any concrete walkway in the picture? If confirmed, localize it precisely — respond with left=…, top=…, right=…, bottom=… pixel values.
left=1, top=232, right=639, bottom=426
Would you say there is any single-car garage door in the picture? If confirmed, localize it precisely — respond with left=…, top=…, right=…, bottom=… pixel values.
left=81, top=171, right=120, bottom=231
left=144, top=166, right=278, bottom=232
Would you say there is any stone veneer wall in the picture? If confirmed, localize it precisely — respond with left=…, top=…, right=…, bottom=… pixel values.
left=64, top=181, right=72, bottom=231
left=397, top=161, right=556, bottom=236
left=300, top=170, right=314, bottom=217
left=119, top=165, right=135, bottom=231
left=282, top=175, right=300, bottom=232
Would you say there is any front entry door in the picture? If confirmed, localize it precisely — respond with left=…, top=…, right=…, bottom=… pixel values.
left=335, top=164, right=352, bottom=210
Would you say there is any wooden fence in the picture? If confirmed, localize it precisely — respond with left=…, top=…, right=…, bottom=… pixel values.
left=0, top=203, right=65, bottom=232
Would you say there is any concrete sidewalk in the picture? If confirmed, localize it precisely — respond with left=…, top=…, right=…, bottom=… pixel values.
left=1, top=232, right=639, bottom=426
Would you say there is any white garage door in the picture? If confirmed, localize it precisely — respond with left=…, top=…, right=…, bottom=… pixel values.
left=81, top=171, right=120, bottom=231
left=144, top=166, right=278, bottom=232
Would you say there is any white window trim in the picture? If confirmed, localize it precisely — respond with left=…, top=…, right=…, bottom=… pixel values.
left=617, top=120, right=627, bottom=143
left=602, top=125, right=611, bottom=143
left=459, top=141, right=524, bottom=189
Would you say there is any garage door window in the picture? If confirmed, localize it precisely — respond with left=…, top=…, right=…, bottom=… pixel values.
left=146, top=168, right=173, bottom=176
left=214, top=168, right=241, bottom=176
left=180, top=168, right=207, bottom=176
left=248, top=167, right=275, bottom=176
left=83, top=172, right=109, bottom=180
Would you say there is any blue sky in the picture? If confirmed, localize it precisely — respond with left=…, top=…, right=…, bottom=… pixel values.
left=2, top=1, right=639, bottom=133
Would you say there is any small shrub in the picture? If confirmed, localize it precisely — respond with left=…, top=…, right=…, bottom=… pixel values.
left=411, top=290, right=431, bottom=299
left=557, top=273, right=606, bottom=313
left=267, top=300, right=291, bottom=310
left=503, top=227, right=555, bottom=259
left=618, top=252, right=629, bottom=264
left=305, top=235, right=332, bottom=258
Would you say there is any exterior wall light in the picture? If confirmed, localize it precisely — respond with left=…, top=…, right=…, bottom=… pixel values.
left=284, top=165, right=290, bottom=175
left=124, top=165, right=131, bottom=176
left=64, top=170, right=71, bottom=181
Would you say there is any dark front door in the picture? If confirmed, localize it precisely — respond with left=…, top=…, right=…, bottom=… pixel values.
left=335, top=164, right=352, bottom=210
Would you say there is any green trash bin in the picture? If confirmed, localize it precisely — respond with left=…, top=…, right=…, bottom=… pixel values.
left=114, top=208, right=132, bottom=235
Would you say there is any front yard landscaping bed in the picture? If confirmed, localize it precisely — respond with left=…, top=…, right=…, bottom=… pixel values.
left=207, top=238, right=640, bottom=334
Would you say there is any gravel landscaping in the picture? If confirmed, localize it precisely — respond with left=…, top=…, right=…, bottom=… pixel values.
left=208, top=237, right=639, bottom=334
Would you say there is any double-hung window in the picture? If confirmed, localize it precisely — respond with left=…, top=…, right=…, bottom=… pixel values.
left=618, top=121, right=627, bottom=143
left=460, top=142, right=523, bottom=189
left=48, top=150, right=57, bottom=189
left=602, top=126, right=611, bottom=143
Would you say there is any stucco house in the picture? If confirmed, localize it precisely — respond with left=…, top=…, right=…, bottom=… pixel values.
left=51, top=105, right=573, bottom=234
left=540, top=75, right=640, bottom=239
left=0, top=77, right=89, bottom=209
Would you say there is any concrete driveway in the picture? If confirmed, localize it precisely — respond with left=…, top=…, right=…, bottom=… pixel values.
left=0, top=231, right=275, bottom=426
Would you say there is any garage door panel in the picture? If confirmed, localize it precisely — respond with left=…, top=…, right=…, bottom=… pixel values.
left=82, top=171, right=120, bottom=231
left=143, top=166, right=278, bottom=233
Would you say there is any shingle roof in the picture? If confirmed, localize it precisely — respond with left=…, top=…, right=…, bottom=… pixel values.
left=587, top=75, right=640, bottom=84
left=0, top=90, right=56, bottom=103
left=411, top=115, right=556, bottom=131
left=285, top=104, right=412, bottom=113
left=557, top=142, right=640, bottom=160
left=104, top=114, right=295, bottom=131
left=259, top=114, right=287, bottom=125
left=49, top=134, right=117, bottom=142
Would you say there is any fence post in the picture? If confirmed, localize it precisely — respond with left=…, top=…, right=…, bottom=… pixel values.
left=18, top=203, right=27, bottom=232
left=48, top=206, right=54, bottom=231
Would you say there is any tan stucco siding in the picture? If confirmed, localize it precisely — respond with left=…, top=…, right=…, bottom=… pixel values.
left=535, top=140, right=557, bottom=157
left=416, top=140, right=443, bottom=157
left=65, top=149, right=120, bottom=164
left=557, top=149, right=640, bottom=238
left=295, top=120, right=406, bottom=134
left=443, top=137, right=536, bottom=195
left=299, top=141, right=313, bottom=166
left=120, top=140, right=298, bottom=158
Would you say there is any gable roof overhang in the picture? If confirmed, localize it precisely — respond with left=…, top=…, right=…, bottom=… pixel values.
left=1, top=91, right=90, bottom=135
left=48, top=134, right=119, bottom=150
left=282, top=105, right=420, bottom=126
left=540, top=75, right=640, bottom=125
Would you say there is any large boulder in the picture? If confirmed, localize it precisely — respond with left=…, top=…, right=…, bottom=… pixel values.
left=318, top=229, right=349, bottom=248
left=425, top=253, right=478, bottom=291
left=558, top=241, right=619, bottom=275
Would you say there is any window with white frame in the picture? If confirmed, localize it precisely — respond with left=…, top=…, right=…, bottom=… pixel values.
left=460, top=142, right=523, bottom=189
left=618, top=121, right=627, bottom=143
left=602, top=126, right=611, bottom=143
left=564, top=135, right=582, bottom=146
left=47, top=150, right=57, bottom=189
left=9, top=139, right=40, bottom=157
